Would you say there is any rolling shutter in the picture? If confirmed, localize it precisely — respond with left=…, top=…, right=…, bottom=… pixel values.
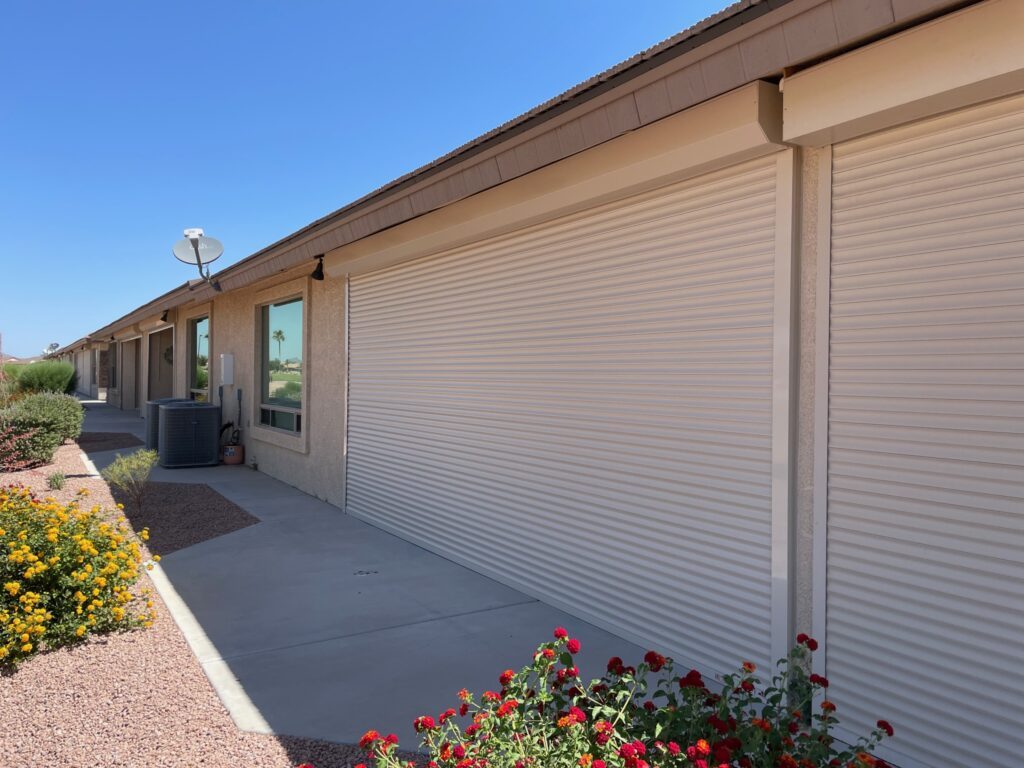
left=826, top=93, right=1024, bottom=767
left=347, top=156, right=782, bottom=674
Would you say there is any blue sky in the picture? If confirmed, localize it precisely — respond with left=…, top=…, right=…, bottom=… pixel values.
left=0, top=1, right=724, bottom=358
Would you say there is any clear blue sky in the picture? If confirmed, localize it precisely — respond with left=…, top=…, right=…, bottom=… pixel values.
left=0, top=1, right=724, bottom=358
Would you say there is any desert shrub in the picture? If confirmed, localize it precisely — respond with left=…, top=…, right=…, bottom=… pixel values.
left=16, top=360, right=77, bottom=395
left=0, top=410, right=62, bottom=468
left=101, top=450, right=158, bottom=513
left=0, top=367, right=23, bottom=409
left=0, top=486, right=154, bottom=667
left=47, top=472, right=65, bottom=490
left=0, top=423, right=41, bottom=472
left=9, top=392, right=84, bottom=442
left=361, top=629, right=895, bottom=768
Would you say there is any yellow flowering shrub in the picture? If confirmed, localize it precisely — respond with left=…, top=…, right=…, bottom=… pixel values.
left=0, top=485, right=154, bottom=667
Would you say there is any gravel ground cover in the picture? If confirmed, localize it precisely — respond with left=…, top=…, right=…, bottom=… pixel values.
left=0, top=442, right=388, bottom=768
left=112, top=481, right=260, bottom=555
left=77, top=431, right=145, bottom=453
left=1, top=442, right=98, bottom=499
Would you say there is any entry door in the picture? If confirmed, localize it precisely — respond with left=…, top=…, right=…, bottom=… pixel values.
left=347, top=155, right=788, bottom=676
left=122, top=340, right=140, bottom=411
left=824, top=93, right=1024, bottom=767
left=148, top=328, right=174, bottom=400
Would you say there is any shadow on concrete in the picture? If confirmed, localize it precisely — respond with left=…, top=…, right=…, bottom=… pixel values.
left=77, top=402, right=645, bottom=752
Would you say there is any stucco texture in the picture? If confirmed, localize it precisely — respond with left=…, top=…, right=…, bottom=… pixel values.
left=203, top=270, right=347, bottom=508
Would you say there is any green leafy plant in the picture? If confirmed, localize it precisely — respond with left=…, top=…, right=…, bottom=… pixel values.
left=361, top=630, right=895, bottom=768
left=46, top=471, right=65, bottom=490
left=15, top=361, right=77, bottom=395
left=0, top=486, right=153, bottom=667
left=9, top=392, right=84, bottom=442
left=100, top=450, right=158, bottom=514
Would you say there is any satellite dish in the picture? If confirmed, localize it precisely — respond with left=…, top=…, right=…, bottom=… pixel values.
left=172, top=235, right=224, bottom=266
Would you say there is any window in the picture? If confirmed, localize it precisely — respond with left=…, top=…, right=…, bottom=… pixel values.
left=259, top=297, right=303, bottom=433
left=189, top=316, right=210, bottom=401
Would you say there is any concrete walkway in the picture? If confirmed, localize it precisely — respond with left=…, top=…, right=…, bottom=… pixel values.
left=80, top=402, right=643, bottom=747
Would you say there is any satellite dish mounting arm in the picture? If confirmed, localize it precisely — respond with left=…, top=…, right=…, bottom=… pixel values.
left=189, top=236, right=212, bottom=281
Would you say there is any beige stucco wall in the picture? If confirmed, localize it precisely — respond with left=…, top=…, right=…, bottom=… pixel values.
left=206, top=269, right=347, bottom=507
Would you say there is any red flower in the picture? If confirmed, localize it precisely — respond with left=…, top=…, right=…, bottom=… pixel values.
left=796, top=633, right=809, bottom=644
left=821, top=700, right=836, bottom=713
left=740, top=680, right=755, bottom=693
left=593, top=762, right=606, bottom=768
left=554, top=627, right=568, bottom=639
left=644, top=651, right=666, bottom=671
left=414, top=715, right=436, bottom=732
left=742, top=661, right=756, bottom=673
left=566, top=637, right=581, bottom=654
left=809, top=673, right=829, bottom=688
left=806, top=637, right=819, bottom=651
left=607, top=656, right=625, bottom=674
left=679, top=669, right=705, bottom=690
left=499, top=669, right=515, bottom=686
left=358, top=730, right=380, bottom=750
left=495, top=699, right=519, bottom=717
left=569, top=706, right=586, bottom=723
left=453, top=744, right=466, bottom=758
left=877, top=720, right=895, bottom=737
left=643, top=701, right=656, bottom=712
left=458, top=703, right=469, bottom=716
left=542, top=648, right=556, bottom=659
left=482, top=690, right=501, bottom=702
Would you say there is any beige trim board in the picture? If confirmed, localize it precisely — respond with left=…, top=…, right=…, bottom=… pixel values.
left=326, top=81, right=784, bottom=278
left=783, top=0, right=1024, bottom=145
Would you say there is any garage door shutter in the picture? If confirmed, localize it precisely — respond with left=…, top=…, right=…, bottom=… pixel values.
left=347, top=156, right=781, bottom=674
left=827, top=93, right=1024, bottom=767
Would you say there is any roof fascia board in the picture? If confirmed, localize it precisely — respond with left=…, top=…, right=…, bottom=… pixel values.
left=326, top=80, right=784, bottom=277
left=783, top=0, right=1024, bottom=144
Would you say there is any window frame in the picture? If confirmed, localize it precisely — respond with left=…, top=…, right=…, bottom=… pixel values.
left=251, top=277, right=310, bottom=453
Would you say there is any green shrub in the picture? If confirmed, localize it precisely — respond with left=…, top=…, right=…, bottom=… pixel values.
left=16, top=361, right=77, bottom=395
left=46, top=472, right=65, bottom=490
left=1, top=363, right=27, bottom=383
left=0, top=486, right=152, bottom=667
left=362, top=630, right=895, bottom=768
left=0, top=411, right=62, bottom=468
left=9, top=392, right=84, bottom=442
left=101, top=450, right=158, bottom=513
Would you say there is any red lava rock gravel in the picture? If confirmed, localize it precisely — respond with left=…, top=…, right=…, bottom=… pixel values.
left=112, top=481, right=260, bottom=555
left=0, top=442, right=384, bottom=768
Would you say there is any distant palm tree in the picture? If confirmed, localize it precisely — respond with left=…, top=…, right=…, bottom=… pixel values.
left=272, top=329, right=285, bottom=361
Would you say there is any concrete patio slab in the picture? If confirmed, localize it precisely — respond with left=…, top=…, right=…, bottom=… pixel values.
left=78, top=403, right=646, bottom=748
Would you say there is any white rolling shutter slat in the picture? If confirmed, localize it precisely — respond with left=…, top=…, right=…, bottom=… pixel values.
left=348, top=157, right=779, bottom=674
left=828, top=93, right=1024, bottom=768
